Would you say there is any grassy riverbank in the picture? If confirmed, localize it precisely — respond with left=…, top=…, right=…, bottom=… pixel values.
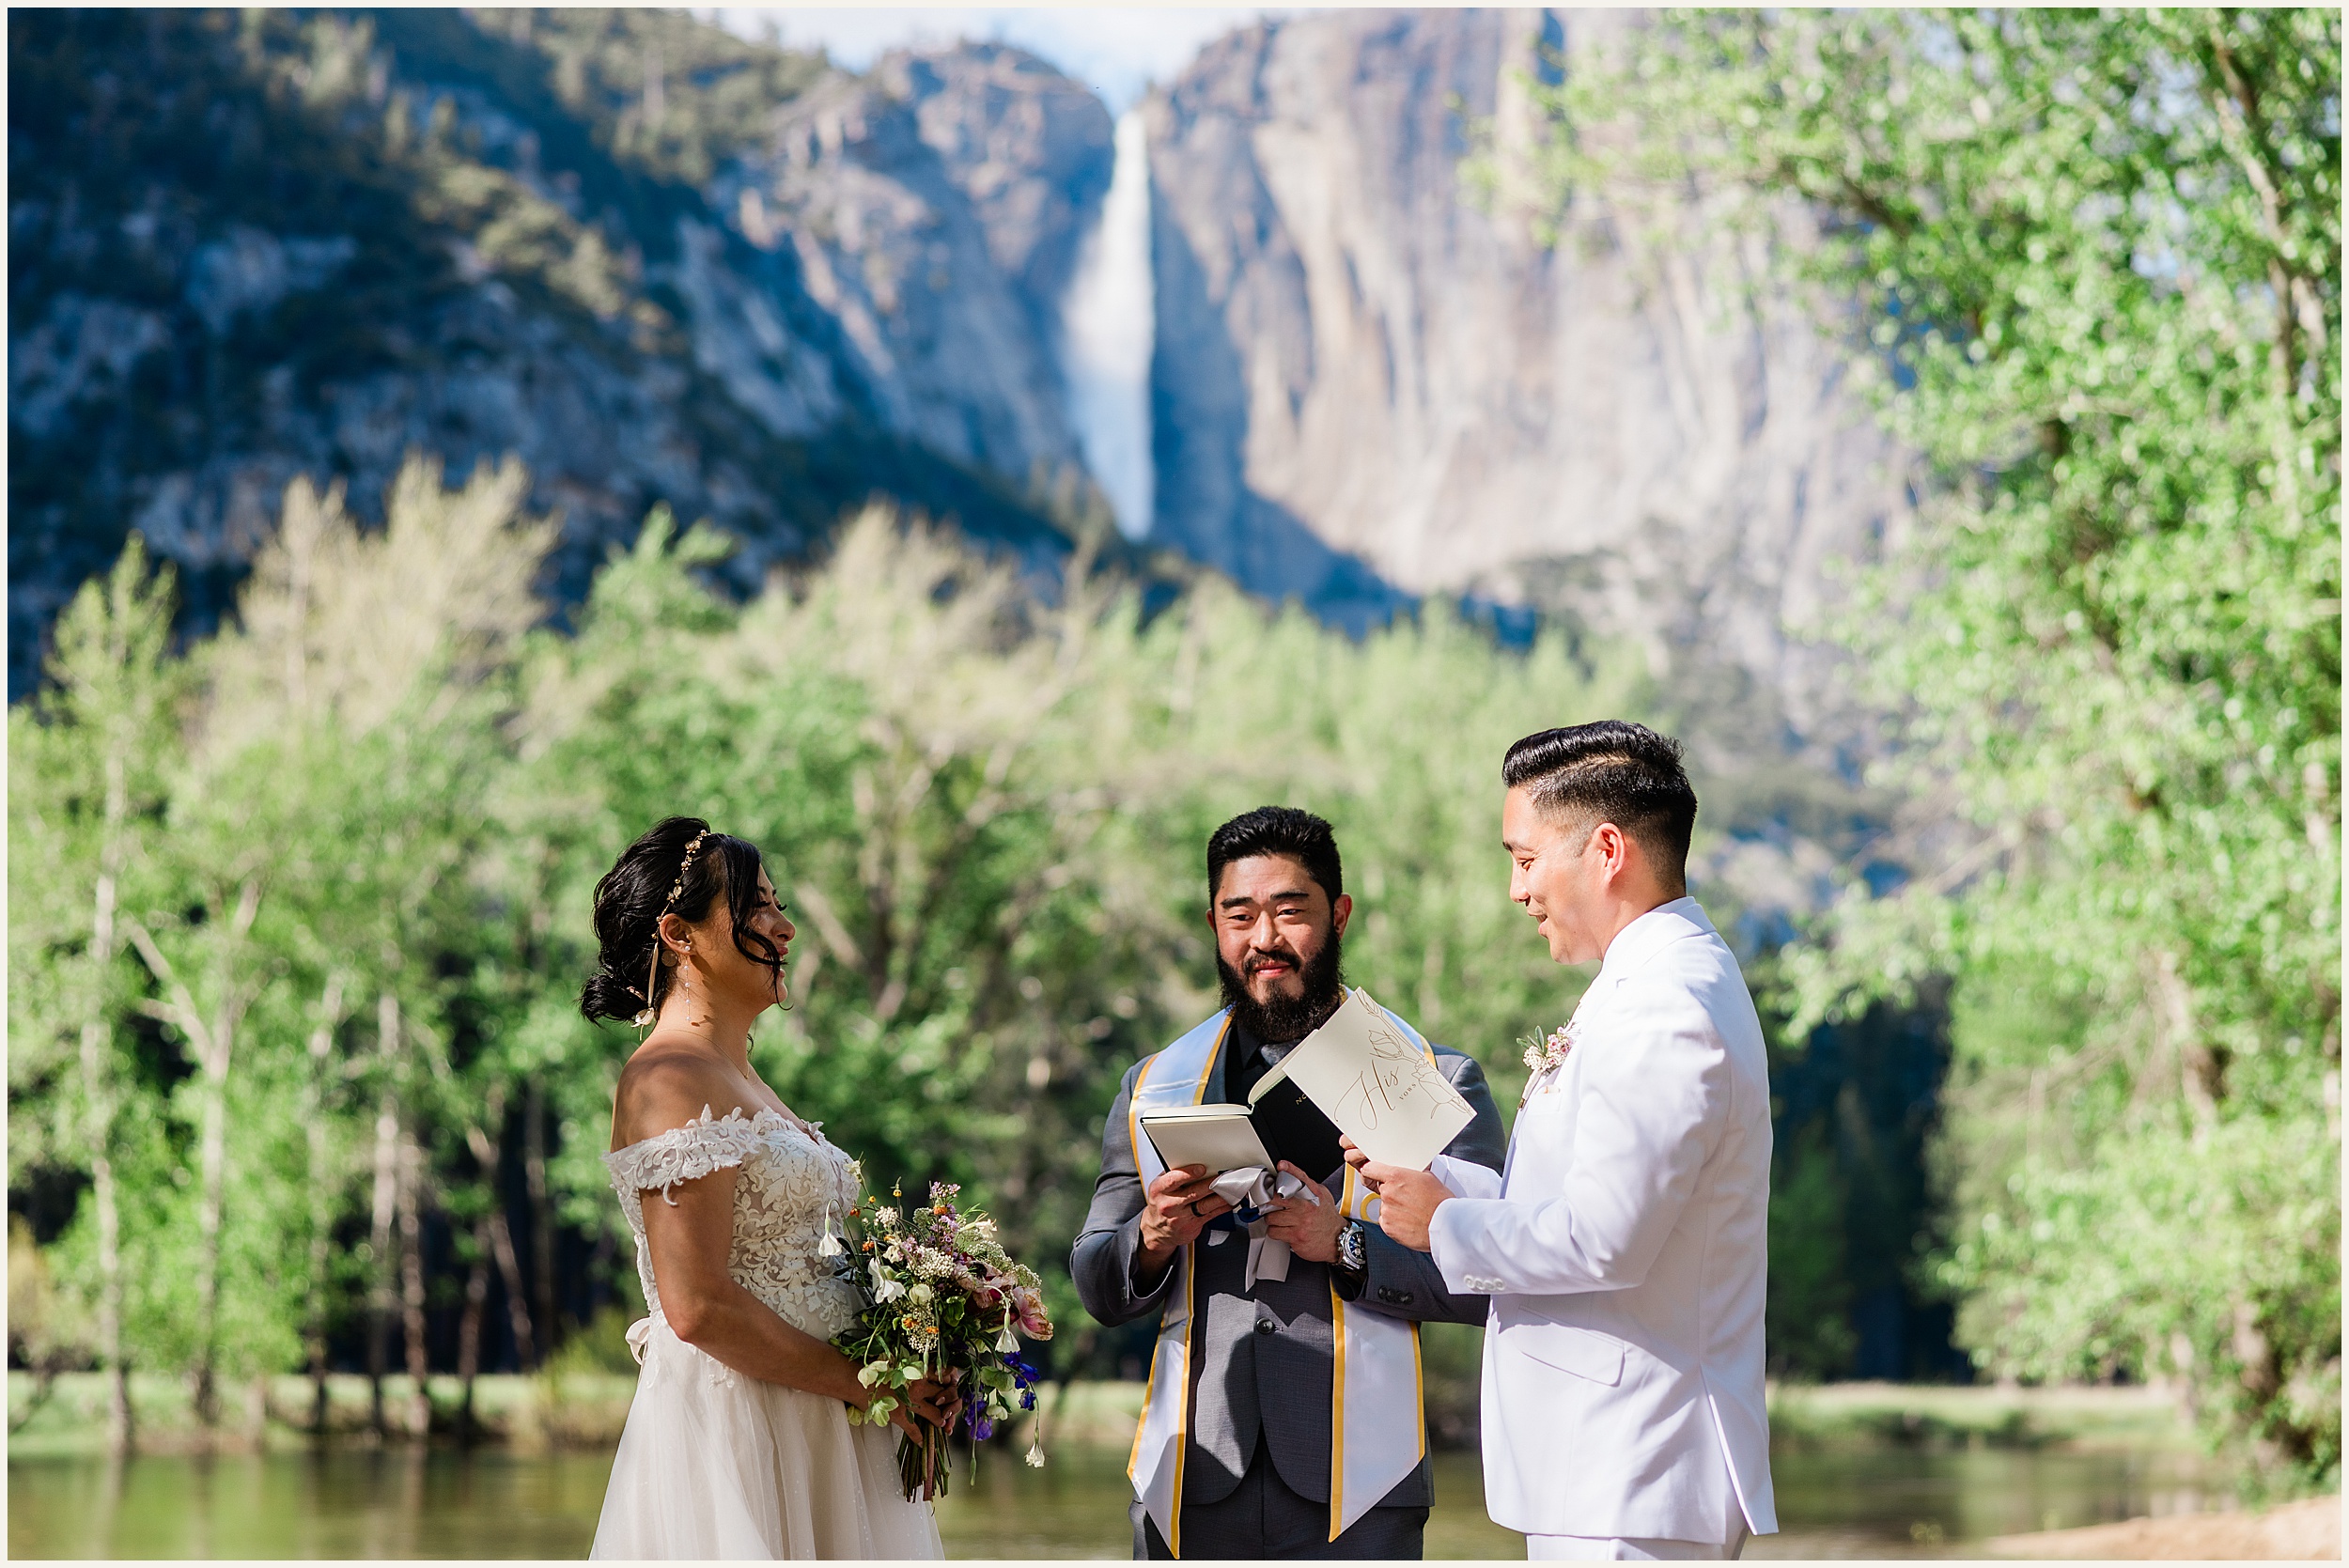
left=12, top=1370, right=2201, bottom=1460
left=17, top=1373, right=2281, bottom=1559
left=1766, top=1382, right=2205, bottom=1455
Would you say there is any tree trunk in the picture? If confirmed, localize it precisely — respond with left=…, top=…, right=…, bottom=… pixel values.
left=77, top=875, right=131, bottom=1453
left=2155, top=951, right=2222, bottom=1136
left=459, top=1104, right=537, bottom=1369
left=366, top=990, right=401, bottom=1436
left=92, top=1144, right=133, bottom=1454
left=488, top=1207, right=537, bottom=1371
left=457, top=1223, right=490, bottom=1442
left=241, top=1373, right=268, bottom=1452
left=525, top=1077, right=553, bottom=1367
left=304, top=975, right=346, bottom=1438
left=188, top=877, right=260, bottom=1436
left=81, top=770, right=132, bottom=1457
left=397, top=1133, right=431, bottom=1437
left=192, top=1071, right=227, bottom=1430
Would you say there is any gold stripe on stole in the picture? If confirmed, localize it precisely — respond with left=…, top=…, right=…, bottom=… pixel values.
left=1125, top=1030, right=1221, bottom=1196
left=1328, top=1167, right=1355, bottom=1543
left=1125, top=1253, right=1195, bottom=1556
left=1125, top=1258, right=1168, bottom=1477
left=1126, top=1021, right=1226, bottom=1559
left=1411, top=1318, right=1426, bottom=1464
left=1329, top=1281, right=1350, bottom=1543
left=1326, top=1102, right=1431, bottom=1542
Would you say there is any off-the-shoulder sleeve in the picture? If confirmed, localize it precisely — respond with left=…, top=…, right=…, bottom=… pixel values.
left=602, top=1106, right=764, bottom=1207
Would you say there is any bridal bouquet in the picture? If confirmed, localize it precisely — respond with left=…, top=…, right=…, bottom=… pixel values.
left=829, top=1180, right=1054, bottom=1502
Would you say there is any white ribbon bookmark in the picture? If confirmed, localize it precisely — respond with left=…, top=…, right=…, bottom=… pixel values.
left=1205, top=1166, right=1317, bottom=1287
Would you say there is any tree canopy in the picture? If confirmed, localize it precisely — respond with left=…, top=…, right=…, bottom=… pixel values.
left=8, top=454, right=1670, bottom=1447
left=1526, top=7, right=2340, bottom=1479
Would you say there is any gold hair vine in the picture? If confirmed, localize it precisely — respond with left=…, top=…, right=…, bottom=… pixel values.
left=633, top=828, right=712, bottom=1028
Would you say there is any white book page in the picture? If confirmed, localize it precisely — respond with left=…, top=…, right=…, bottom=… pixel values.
left=1267, top=987, right=1474, bottom=1169
left=1138, top=1109, right=1272, bottom=1177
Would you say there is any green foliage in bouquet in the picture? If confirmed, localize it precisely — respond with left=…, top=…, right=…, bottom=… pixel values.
left=833, top=1182, right=1053, bottom=1500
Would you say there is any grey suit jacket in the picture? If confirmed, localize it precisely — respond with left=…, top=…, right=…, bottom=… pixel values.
left=1072, top=1030, right=1508, bottom=1512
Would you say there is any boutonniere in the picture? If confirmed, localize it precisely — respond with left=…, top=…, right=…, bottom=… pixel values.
left=1517, top=1019, right=1577, bottom=1106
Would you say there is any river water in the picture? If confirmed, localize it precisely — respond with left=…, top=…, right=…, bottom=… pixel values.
left=8, top=1440, right=2225, bottom=1559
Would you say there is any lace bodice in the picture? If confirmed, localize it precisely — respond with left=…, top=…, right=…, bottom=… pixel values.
left=603, top=1107, right=865, bottom=1341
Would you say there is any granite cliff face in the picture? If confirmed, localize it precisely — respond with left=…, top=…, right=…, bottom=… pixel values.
left=13, top=4, right=1903, bottom=766
left=1143, top=9, right=1908, bottom=722
left=711, top=43, right=1112, bottom=482
left=7, top=10, right=1113, bottom=694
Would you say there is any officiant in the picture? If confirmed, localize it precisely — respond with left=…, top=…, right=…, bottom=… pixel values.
left=1072, top=807, right=1507, bottom=1560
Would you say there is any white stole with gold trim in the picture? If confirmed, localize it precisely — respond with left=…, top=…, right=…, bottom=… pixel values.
left=1126, top=994, right=1432, bottom=1553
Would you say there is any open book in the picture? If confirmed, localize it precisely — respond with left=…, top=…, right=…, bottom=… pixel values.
left=1136, top=1103, right=1274, bottom=1178
left=1248, top=986, right=1476, bottom=1170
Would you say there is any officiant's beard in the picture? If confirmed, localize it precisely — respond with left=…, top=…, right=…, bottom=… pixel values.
left=1218, top=931, right=1346, bottom=1044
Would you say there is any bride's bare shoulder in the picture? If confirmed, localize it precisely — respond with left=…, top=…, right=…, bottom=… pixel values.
left=611, top=1043, right=746, bottom=1150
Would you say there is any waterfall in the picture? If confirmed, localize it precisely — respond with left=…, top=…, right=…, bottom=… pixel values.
left=1061, top=109, right=1156, bottom=542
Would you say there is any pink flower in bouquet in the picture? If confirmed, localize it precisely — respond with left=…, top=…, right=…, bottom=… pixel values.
left=1010, top=1283, right=1052, bottom=1341
left=954, top=1269, right=1006, bottom=1312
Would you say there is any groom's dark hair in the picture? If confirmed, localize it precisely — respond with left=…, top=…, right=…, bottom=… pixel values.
left=1503, top=722, right=1697, bottom=889
left=1206, top=806, right=1344, bottom=906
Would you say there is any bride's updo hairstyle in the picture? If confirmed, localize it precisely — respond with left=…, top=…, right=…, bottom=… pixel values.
left=580, top=815, right=785, bottom=1024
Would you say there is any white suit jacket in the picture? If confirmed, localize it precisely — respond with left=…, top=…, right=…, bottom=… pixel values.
left=1427, top=897, right=1776, bottom=1541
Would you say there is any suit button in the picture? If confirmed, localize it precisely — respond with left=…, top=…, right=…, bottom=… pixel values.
left=1254, top=1317, right=1277, bottom=1337
left=1377, top=1288, right=1414, bottom=1306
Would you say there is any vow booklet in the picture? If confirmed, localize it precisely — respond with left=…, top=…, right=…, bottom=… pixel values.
left=1249, top=986, right=1475, bottom=1170
left=1137, top=1103, right=1274, bottom=1178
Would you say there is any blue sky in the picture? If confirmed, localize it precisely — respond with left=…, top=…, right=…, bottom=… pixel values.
left=706, top=7, right=1276, bottom=110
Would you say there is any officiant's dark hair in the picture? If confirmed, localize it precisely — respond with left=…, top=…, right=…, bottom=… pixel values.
left=580, top=816, right=784, bottom=1023
left=1503, top=722, right=1697, bottom=886
left=1206, top=806, right=1344, bottom=907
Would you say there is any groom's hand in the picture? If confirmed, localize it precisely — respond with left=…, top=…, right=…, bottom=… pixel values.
left=1358, top=1161, right=1450, bottom=1252
left=1262, top=1162, right=1342, bottom=1263
left=1137, top=1165, right=1232, bottom=1270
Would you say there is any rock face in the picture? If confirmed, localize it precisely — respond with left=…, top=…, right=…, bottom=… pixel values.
left=6, top=10, right=1113, bottom=695
left=11, top=4, right=1902, bottom=752
left=717, top=44, right=1111, bottom=481
left=1143, top=9, right=1907, bottom=713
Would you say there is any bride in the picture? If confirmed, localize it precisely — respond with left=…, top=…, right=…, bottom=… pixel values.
left=583, top=817, right=952, bottom=1559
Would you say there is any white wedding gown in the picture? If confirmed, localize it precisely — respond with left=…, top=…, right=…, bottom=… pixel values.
left=590, top=1107, right=943, bottom=1560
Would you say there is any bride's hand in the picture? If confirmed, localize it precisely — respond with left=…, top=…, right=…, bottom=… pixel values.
left=889, top=1376, right=961, bottom=1439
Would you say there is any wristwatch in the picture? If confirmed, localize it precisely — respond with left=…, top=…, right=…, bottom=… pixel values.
left=1335, top=1219, right=1368, bottom=1277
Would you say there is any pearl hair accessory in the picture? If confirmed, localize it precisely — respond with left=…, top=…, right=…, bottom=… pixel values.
left=630, top=828, right=713, bottom=1028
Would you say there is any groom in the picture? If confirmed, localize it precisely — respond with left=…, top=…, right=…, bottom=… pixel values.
left=1356, top=722, right=1777, bottom=1560
left=1073, top=806, right=1507, bottom=1560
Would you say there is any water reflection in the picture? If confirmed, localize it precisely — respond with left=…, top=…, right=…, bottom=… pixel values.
left=8, top=1441, right=2225, bottom=1559
left=8, top=1450, right=613, bottom=1560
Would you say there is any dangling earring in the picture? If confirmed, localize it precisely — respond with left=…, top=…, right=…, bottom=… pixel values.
left=677, top=940, right=715, bottom=1028
left=632, top=940, right=661, bottom=1031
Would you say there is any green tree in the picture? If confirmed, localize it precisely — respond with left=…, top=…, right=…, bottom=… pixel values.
left=1529, top=8, right=2340, bottom=1477
left=7, top=539, right=184, bottom=1452
left=11, top=454, right=1694, bottom=1430
left=198, top=455, right=558, bottom=1431
left=1766, top=1119, right=1857, bottom=1381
